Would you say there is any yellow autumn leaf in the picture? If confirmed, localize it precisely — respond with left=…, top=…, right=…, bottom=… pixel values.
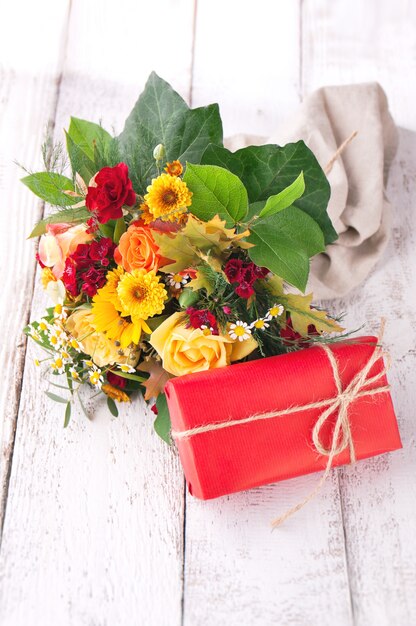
left=279, top=292, right=344, bottom=336
left=153, top=214, right=251, bottom=274
left=188, top=268, right=215, bottom=295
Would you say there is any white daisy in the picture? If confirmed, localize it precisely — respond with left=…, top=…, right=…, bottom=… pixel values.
left=88, top=366, right=103, bottom=389
left=266, top=304, right=284, bottom=320
left=250, top=318, right=270, bottom=331
left=50, top=357, right=65, bottom=374
left=69, top=367, right=80, bottom=380
left=118, top=363, right=136, bottom=374
left=168, top=273, right=189, bottom=290
left=69, top=337, right=83, bottom=352
left=228, top=321, right=252, bottom=342
left=28, top=325, right=41, bottom=341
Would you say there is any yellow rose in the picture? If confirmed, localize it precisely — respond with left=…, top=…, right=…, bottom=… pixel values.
left=149, top=312, right=257, bottom=377
left=65, top=308, right=139, bottom=368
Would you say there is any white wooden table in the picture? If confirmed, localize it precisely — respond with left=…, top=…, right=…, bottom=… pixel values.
left=1, top=2, right=415, bottom=624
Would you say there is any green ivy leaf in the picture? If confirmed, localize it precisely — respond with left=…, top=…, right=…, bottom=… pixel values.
left=66, top=117, right=115, bottom=181
left=154, top=393, right=171, bottom=444
left=201, top=141, right=336, bottom=244
left=117, top=72, right=223, bottom=192
left=183, top=163, right=248, bottom=225
left=21, top=172, right=78, bottom=207
left=28, top=207, right=90, bottom=238
left=258, top=172, right=305, bottom=218
left=247, top=207, right=325, bottom=291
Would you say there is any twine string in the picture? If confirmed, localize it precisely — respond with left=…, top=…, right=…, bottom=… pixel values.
left=171, top=323, right=390, bottom=528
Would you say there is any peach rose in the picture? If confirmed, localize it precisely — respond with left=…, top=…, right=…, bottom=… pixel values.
left=114, top=221, right=165, bottom=273
left=38, top=223, right=93, bottom=279
left=149, top=312, right=257, bottom=377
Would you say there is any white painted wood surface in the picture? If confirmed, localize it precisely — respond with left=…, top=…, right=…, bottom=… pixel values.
left=0, top=1, right=415, bottom=625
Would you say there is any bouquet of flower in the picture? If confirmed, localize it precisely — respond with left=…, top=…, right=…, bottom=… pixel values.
left=24, top=72, right=345, bottom=441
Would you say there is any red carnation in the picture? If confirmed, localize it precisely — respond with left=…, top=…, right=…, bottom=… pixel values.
left=86, top=163, right=136, bottom=224
left=107, top=371, right=127, bottom=389
left=186, top=307, right=219, bottom=334
left=224, top=258, right=243, bottom=282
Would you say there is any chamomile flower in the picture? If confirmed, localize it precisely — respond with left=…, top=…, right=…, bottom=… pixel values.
left=228, top=321, right=252, bottom=342
left=38, top=319, right=51, bottom=333
left=34, top=358, right=40, bottom=367
left=88, top=366, right=104, bottom=388
left=53, top=303, right=68, bottom=321
left=201, top=324, right=214, bottom=336
left=69, top=367, right=81, bottom=380
left=84, top=359, right=94, bottom=368
left=28, top=325, right=41, bottom=341
left=69, top=337, right=83, bottom=352
left=250, top=318, right=270, bottom=331
left=51, top=357, right=65, bottom=374
left=267, top=304, right=284, bottom=319
left=118, top=363, right=136, bottom=374
left=168, top=273, right=189, bottom=290
left=59, top=348, right=72, bottom=363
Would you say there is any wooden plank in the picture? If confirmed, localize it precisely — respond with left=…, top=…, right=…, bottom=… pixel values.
left=302, top=1, right=416, bottom=622
left=326, top=131, right=416, bottom=625
left=0, top=0, right=71, bottom=528
left=183, top=2, right=354, bottom=624
left=0, top=1, right=196, bottom=624
left=191, top=0, right=303, bottom=138
left=301, top=0, right=416, bottom=130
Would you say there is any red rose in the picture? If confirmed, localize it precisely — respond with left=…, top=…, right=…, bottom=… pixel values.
left=107, top=371, right=127, bottom=389
left=86, top=163, right=136, bottom=224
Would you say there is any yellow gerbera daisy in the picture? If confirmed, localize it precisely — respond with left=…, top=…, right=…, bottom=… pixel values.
left=117, top=269, right=167, bottom=319
left=91, top=290, right=151, bottom=349
left=144, top=173, right=192, bottom=222
left=99, top=266, right=125, bottom=308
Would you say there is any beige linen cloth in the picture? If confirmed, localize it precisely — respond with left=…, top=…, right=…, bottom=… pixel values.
left=225, top=83, right=398, bottom=300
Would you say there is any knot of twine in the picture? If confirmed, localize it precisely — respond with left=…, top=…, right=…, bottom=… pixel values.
left=171, top=322, right=390, bottom=528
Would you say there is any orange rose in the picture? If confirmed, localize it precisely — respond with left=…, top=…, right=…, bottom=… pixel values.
left=114, top=221, right=165, bottom=273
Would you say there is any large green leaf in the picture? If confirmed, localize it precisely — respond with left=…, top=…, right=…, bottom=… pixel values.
left=29, top=207, right=91, bottom=238
left=247, top=206, right=325, bottom=291
left=183, top=163, right=248, bottom=225
left=117, top=72, right=223, bottom=193
left=201, top=141, right=336, bottom=244
left=66, top=117, right=116, bottom=182
left=22, top=172, right=78, bottom=207
left=258, top=172, right=305, bottom=218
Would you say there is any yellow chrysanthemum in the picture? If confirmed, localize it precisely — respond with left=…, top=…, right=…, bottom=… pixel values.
left=91, top=290, right=151, bottom=349
left=102, top=383, right=130, bottom=403
left=164, top=160, right=183, bottom=176
left=117, top=269, right=167, bottom=319
left=41, top=267, right=56, bottom=289
left=144, top=173, right=192, bottom=222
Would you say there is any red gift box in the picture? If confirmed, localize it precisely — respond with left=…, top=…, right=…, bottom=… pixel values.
left=165, top=336, right=402, bottom=500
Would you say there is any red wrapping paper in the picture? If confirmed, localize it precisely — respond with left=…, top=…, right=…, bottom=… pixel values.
left=165, top=336, right=402, bottom=500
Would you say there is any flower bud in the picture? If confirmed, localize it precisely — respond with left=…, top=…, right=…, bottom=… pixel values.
left=178, top=288, right=199, bottom=309
left=153, top=143, right=166, bottom=162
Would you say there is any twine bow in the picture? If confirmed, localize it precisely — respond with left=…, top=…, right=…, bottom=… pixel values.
left=171, top=322, right=390, bottom=528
